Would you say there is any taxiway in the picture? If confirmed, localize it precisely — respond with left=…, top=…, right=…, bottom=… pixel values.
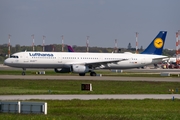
left=0, top=94, right=179, bottom=100
left=0, top=75, right=180, bottom=82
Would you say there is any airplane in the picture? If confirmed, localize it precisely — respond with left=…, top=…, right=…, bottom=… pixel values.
left=162, top=57, right=176, bottom=64
left=4, top=31, right=167, bottom=76
left=67, top=45, right=75, bottom=52
left=168, top=57, right=176, bottom=64
left=66, top=36, right=167, bottom=69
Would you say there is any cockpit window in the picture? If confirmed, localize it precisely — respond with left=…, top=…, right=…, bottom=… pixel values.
left=10, top=55, right=19, bottom=58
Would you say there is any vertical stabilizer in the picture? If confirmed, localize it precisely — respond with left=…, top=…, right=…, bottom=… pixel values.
left=141, top=31, right=167, bottom=55
left=67, top=45, right=75, bottom=52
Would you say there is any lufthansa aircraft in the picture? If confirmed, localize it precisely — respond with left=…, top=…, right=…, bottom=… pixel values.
left=4, top=31, right=167, bottom=76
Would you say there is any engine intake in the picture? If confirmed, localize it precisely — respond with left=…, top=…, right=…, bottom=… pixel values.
left=72, top=65, right=89, bottom=73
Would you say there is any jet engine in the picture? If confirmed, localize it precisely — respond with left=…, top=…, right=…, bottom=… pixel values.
left=72, top=65, right=89, bottom=73
left=54, top=68, right=71, bottom=73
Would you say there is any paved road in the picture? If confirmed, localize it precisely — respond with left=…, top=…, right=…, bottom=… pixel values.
left=0, top=75, right=180, bottom=82
left=0, top=94, right=179, bottom=100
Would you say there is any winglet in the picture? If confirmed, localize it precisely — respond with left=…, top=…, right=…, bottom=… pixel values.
left=141, top=31, right=167, bottom=55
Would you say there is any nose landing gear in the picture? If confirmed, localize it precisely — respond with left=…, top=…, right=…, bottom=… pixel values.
left=22, top=68, right=26, bottom=75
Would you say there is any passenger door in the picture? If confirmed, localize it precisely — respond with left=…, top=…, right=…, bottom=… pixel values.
left=58, top=55, right=62, bottom=63
left=24, top=53, right=29, bottom=63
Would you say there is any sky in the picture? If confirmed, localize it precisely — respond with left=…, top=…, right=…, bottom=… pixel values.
left=0, top=0, right=180, bottom=50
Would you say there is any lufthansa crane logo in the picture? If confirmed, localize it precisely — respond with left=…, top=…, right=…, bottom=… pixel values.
left=154, top=38, right=163, bottom=48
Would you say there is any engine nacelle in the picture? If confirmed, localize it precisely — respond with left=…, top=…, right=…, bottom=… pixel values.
left=72, top=65, right=89, bottom=73
left=54, top=68, right=71, bottom=73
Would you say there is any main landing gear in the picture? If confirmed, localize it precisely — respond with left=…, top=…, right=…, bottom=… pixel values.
left=78, top=71, right=97, bottom=76
left=22, top=68, right=26, bottom=75
left=90, top=71, right=96, bottom=76
left=79, top=73, right=86, bottom=76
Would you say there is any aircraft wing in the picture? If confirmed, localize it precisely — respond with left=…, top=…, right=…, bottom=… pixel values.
left=152, top=56, right=169, bottom=61
left=161, top=57, right=170, bottom=62
left=68, top=59, right=128, bottom=69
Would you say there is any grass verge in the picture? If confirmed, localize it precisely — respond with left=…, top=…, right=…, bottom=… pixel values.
left=0, top=79, right=179, bottom=94
left=0, top=99, right=180, bottom=120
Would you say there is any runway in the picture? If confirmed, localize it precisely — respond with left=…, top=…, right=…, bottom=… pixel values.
left=0, top=94, right=179, bottom=100
left=0, top=75, right=180, bottom=82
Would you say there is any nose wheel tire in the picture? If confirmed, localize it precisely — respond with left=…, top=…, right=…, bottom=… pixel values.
left=22, top=68, right=26, bottom=75
left=22, top=72, right=26, bottom=75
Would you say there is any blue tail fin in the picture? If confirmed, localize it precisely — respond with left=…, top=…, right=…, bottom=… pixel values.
left=67, top=45, right=75, bottom=52
left=141, top=31, right=167, bottom=55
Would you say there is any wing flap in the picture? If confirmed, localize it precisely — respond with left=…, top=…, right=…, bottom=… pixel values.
left=152, top=56, right=168, bottom=61
left=67, top=59, right=127, bottom=68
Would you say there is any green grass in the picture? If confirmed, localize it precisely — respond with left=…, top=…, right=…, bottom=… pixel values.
left=0, top=71, right=180, bottom=119
left=0, top=99, right=180, bottom=120
left=0, top=79, right=179, bottom=94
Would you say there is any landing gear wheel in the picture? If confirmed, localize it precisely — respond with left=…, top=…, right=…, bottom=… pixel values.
left=22, top=72, right=26, bottom=75
left=90, top=72, right=96, bottom=76
left=79, top=73, right=85, bottom=76
left=22, top=68, right=26, bottom=76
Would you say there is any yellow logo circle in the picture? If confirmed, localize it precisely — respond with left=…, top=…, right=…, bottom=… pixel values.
left=154, top=38, right=163, bottom=48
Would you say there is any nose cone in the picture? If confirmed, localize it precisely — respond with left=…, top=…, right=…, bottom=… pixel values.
left=4, top=58, right=10, bottom=66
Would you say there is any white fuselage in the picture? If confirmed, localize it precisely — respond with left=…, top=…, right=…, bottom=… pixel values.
left=4, top=51, right=167, bottom=69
